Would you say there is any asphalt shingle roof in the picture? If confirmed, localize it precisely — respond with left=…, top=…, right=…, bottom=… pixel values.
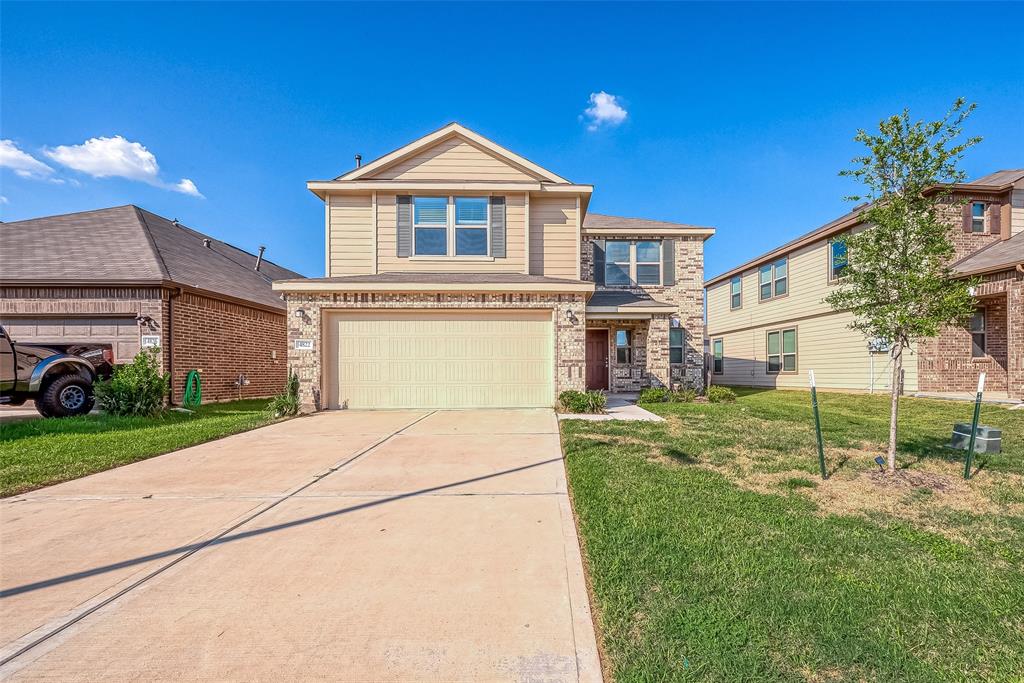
left=952, top=232, right=1024, bottom=276
left=582, top=212, right=712, bottom=232
left=0, top=205, right=302, bottom=310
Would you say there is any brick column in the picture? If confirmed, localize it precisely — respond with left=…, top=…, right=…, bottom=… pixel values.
left=1008, top=274, right=1024, bottom=399
left=554, top=294, right=587, bottom=394
left=285, top=294, right=323, bottom=412
left=646, top=314, right=671, bottom=389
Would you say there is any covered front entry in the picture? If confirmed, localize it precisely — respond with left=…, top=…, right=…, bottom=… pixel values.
left=323, top=309, right=554, bottom=409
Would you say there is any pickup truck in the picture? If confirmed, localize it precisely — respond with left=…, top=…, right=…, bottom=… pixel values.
left=0, top=325, right=115, bottom=417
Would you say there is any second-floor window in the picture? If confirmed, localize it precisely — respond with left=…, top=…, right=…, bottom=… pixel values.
left=605, top=240, right=663, bottom=286
left=829, top=239, right=849, bottom=281
left=971, top=202, right=986, bottom=233
left=759, top=258, right=788, bottom=300
left=413, top=196, right=490, bottom=257
left=730, top=276, right=742, bottom=309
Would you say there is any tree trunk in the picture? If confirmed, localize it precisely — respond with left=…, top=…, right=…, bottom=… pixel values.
left=887, top=344, right=904, bottom=474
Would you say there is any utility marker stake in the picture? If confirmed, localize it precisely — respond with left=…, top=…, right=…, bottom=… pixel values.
left=964, top=372, right=985, bottom=480
left=809, top=370, right=827, bottom=480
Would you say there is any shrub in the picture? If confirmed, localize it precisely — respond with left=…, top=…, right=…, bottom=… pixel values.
left=638, top=387, right=670, bottom=403
left=267, top=371, right=300, bottom=418
left=94, top=348, right=169, bottom=417
left=706, top=385, right=737, bottom=403
left=558, top=389, right=607, bottom=414
left=670, top=388, right=698, bottom=403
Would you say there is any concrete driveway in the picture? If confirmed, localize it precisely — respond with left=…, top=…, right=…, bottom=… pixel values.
left=0, top=409, right=600, bottom=682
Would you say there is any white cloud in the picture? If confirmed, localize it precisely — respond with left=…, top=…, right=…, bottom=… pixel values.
left=582, top=91, right=628, bottom=131
left=0, top=139, right=56, bottom=179
left=44, top=135, right=202, bottom=197
left=0, top=195, right=9, bottom=205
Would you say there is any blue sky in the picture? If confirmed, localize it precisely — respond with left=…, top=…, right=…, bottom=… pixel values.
left=2, top=2, right=1022, bottom=279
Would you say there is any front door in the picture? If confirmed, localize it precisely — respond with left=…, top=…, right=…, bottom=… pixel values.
left=585, top=329, right=609, bottom=391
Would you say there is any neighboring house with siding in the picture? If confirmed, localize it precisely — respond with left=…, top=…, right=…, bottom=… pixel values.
left=705, top=169, right=1024, bottom=399
left=0, top=206, right=303, bottom=402
left=273, top=123, right=713, bottom=410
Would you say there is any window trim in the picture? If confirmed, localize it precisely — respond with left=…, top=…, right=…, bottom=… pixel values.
left=729, top=276, right=742, bottom=310
left=766, top=327, right=798, bottom=375
left=712, top=338, right=724, bottom=375
left=828, top=237, right=849, bottom=283
left=970, top=307, right=986, bottom=359
left=758, top=257, right=789, bottom=302
left=604, top=240, right=663, bottom=287
left=615, top=329, right=633, bottom=364
left=669, top=325, right=685, bottom=364
left=412, top=195, right=491, bottom=258
left=971, top=202, right=987, bottom=234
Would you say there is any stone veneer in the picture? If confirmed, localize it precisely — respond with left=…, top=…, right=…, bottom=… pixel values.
left=284, top=291, right=587, bottom=411
left=581, top=235, right=706, bottom=391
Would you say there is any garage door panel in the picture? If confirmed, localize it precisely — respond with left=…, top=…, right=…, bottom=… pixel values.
left=327, top=310, right=553, bottom=409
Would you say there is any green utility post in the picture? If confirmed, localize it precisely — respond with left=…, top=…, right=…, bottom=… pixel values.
left=809, top=370, right=827, bottom=480
left=964, top=372, right=986, bottom=480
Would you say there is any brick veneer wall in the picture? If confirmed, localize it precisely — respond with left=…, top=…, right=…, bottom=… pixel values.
left=941, top=191, right=1011, bottom=261
left=284, top=291, right=587, bottom=411
left=582, top=235, right=706, bottom=391
left=168, top=291, right=288, bottom=403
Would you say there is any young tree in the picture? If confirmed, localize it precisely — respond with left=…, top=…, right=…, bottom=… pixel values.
left=825, top=99, right=980, bottom=473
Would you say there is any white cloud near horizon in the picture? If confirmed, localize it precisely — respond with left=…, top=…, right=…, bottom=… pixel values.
left=582, top=91, right=628, bottom=131
left=0, top=139, right=56, bottom=179
left=44, top=135, right=203, bottom=197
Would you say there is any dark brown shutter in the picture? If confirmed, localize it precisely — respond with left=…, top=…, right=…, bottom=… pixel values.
left=396, top=195, right=412, bottom=257
left=989, top=202, right=1001, bottom=235
left=592, top=240, right=606, bottom=285
left=962, top=203, right=973, bottom=233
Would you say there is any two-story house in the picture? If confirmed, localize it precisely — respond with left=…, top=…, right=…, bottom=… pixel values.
left=705, top=170, right=1024, bottom=400
left=272, top=123, right=713, bottom=410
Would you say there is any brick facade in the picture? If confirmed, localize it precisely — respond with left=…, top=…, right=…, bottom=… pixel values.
left=284, top=291, right=587, bottom=411
left=0, top=285, right=288, bottom=405
left=581, top=235, right=706, bottom=391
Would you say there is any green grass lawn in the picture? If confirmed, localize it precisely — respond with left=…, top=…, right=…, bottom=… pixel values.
left=562, top=389, right=1024, bottom=682
left=0, top=400, right=278, bottom=497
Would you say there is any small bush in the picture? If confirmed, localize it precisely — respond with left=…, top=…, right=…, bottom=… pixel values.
left=670, top=388, right=698, bottom=403
left=267, top=371, right=300, bottom=418
left=707, top=385, right=737, bottom=403
left=638, top=387, right=670, bottom=403
left=558, top=390, right=607, bottom=414
left=94, top=348, right=169, bottom=417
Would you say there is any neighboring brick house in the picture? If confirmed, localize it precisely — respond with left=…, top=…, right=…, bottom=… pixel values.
left=0, top=206, right=303, bottom=402
left=705, top=169, right=1024, bottom=400
left=273, top=123, right=714, bottom=411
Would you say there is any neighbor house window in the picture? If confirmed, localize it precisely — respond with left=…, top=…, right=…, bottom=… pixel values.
left=413, top=196, right=448, bottom=256
left=616, top=329, right=633, bottom=364
left=670, top=326, right=685, bottom=363
left=766, top=328, right=797, bottom=373
left=971, top=203, right=986, bottom=233
left=712, top=338, right=724, bottom=374
left=454, top=197, right=488, bottom=256
left=730, top=276, right=742, bottom=309
left=970, top=309, right=986, bottom=358
left=829, top=239, right=849, bottom=281
left=759, top=258, right=788, bottom=300
left=605, top=240, right=663, bottom=286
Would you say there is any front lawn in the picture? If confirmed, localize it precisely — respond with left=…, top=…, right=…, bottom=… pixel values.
left=0, top=399, right=277, bottom=497
left=562, top=389, right=1024, bottom=681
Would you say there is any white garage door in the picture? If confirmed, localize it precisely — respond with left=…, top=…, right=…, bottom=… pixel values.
left=0, top=316, right=140, bottom=362
left=324, top=310, right=553, bottom=409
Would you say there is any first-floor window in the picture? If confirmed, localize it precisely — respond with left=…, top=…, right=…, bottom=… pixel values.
left=616, top=329, right=632, bottom=363
left=670, top=327, right=685, bottom=363
left=413, top=196, right=448, bottom=256
left=766, top=328, right=797, bottom=373
left=712, top=338, right=724, bottom=374
left=970, top=309, right=986, bottom=358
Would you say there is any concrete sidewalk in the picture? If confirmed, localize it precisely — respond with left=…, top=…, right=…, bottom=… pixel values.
left=0, top=409, right=601, bottom=682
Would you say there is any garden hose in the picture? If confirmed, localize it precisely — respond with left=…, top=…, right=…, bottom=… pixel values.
left=183, top=370, right=202, bottom=409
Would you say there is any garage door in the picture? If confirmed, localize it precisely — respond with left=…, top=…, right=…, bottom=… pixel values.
left=0, top=316, right=140, bottom=362
left=324, top=310, right=553, bottom=409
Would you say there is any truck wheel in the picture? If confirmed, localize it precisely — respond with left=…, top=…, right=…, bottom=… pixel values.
left=37, top=374, right=95, bottom=418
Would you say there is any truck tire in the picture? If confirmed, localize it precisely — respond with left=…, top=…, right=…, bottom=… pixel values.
left=36, top=373, right=95, bottom=418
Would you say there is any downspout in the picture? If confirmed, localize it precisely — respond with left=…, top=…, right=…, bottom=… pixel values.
left=167, top=287, right=183, bottom=404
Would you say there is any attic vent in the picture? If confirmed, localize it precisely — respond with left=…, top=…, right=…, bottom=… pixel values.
left=203, top=238, right=211, bottom=248
left=355, top=154, right=362, bottom=168
left=255, top=245, right=266, bottom=271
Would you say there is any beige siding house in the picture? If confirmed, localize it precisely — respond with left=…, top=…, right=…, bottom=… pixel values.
left=705, top=170, right=1024, bottom=399
left=274, top=123, right=714, bottom=411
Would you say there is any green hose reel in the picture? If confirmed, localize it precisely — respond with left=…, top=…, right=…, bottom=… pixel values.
left=183, top=370, right=202, bottom=409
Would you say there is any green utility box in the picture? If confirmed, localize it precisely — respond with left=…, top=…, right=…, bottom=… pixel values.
left=951, top=424, right=1002, bottom=454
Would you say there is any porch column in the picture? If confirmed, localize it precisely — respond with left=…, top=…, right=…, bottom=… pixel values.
left=1009, top=274, right=1024, bottom=399
left=286, top=294, right=323, bottom=412
left=646, top=315, right=671, bottom=389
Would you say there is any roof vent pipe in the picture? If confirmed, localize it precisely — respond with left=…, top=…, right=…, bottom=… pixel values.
left=355, top=154, right=362, bottom=168
left=203, top=238, right=211, bottom=248
left=255, top=245, right=266, bottom=271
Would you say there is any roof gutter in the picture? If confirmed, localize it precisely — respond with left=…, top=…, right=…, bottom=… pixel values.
left=272, top=280, right=595, bottom=294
